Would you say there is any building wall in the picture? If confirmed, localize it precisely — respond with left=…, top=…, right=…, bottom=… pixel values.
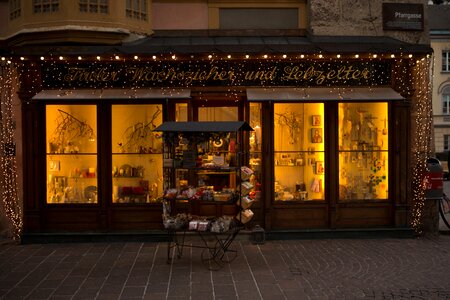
left=4, top=2, right=151, bottom=44
left=0, top=1, right=7, bottom=39
left=431, top=39, right=450, bottom=154
left=152, top=0, right=307, bottom=31
left=152, top=2, right=208, bottom=30
left=308, top=0, right=429, bottom=44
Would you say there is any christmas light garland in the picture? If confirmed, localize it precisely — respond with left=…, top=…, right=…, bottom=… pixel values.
left=410, top=57, right=433, bottom=235
left=0, top=62, right=23, bottom=241
left=0, top=52, right=434, bottom=237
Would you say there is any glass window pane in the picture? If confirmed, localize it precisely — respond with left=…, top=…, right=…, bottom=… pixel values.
left=338, top=102, right=388, bottom=201
left=443, top=97, right=449, bottom=115
left=111, top=105, right=163, bottom=204
left=175, top=103, right=188, bottom=122
left=274, top=103, right=325, bottom=202
left=46, top=105, right=98, bottom=204
left=443, top=51, right=450, bottom=72
left=198, top=107, right=238, bottom=121
left=444, top=135, right=450, bottom=151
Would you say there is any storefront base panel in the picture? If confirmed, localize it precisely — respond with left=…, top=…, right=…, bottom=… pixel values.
left=20, top=227, right=416, bottom=244
left=194, top=203, right=238, bottom=217
left=270, top=206, right=329, bottom=229
left=335, top=204, right=392, bottom=228
left=42, top=209, right=105, bottom=232
left=264, top=228, right=415, bottom=240
left=109, top=208, right=164, bottom=231
left=21, top=231, right=170, bottom=244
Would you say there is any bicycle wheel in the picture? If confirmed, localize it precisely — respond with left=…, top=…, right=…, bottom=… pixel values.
left=439, top=194, right=450, bottom=229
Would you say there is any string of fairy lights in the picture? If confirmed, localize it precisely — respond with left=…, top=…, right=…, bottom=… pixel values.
left=410, top=57, right=433, bottom=235
left=0, top=52, right=433, bottom=237
left=0, top=62, right=22, bottom=241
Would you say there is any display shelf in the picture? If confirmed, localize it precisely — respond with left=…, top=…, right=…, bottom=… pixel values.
left=112, top=152, right=163, bottom=155
left=47, top=153, right=97, bottom=155
left=155, top=121, right=255, bottom=270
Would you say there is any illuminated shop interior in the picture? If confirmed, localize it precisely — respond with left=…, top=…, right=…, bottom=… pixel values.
left=273, top=103, right=325, bottom=201
left=338, top=102, right=389, bottom=200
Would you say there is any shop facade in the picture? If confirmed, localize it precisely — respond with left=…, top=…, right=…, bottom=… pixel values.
left=13, top=40, right=431, bottom=235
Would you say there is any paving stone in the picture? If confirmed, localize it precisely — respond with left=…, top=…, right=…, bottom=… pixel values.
left=1, top=236, right=450, bottom=299
left=121, top=286, right=146, bottom=298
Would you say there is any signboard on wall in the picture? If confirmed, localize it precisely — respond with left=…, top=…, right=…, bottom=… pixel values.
left=382, top=3, right=424, bottom=31
left=41, top=61, right=392, bottom=89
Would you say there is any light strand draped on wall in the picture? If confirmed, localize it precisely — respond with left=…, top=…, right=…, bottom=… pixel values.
left=410, top=57, right=433, bottom=235
left=0, top=64, right=23, bottom=241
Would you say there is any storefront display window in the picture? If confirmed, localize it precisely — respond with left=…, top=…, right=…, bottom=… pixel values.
left=249, top=103, right=262, bottom=197
left=338, top=102, right=388, bottom=201
left=46, top=105, right=97, bottom=204
left=274, top=103, right=325, bottom=201
left=111, top=105, right=163, bottom=203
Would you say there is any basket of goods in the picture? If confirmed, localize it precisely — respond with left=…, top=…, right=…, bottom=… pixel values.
left=210, top=216, right=233, bottom=233
left=163, top=213, right=189, bottom=230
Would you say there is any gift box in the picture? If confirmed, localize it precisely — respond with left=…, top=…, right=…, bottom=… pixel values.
left=240, top=166, right=254, bottom=181
left=189, top=220, right=199, bottom=231
left=197, top=221, right=210, bottom=232
left=241, top=181, right=254, bottom=195
left=236, top=209, right=254, bottom=224
left=239, top=196, right=255, bottom=209
left=121, top=186, right=132, bottom=195
left=132, top=186, right=144, bottom=195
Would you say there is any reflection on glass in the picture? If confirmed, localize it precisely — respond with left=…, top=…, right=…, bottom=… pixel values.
left=274, top=103, right=325, bottom=201
left=338, top=102, right=388, bottom=200
left=46, top=105, right=98, bottom=204
left=111, top=105, right=163, bottom=204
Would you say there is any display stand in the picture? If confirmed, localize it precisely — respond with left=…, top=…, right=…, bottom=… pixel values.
left=154, top=121, right=254, bottom=270
left=165, top=218, right=240, bottom=270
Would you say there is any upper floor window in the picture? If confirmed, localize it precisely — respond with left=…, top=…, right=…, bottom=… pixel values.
left=9, top=0, right=21, bottom=20
left=126, top=0, right=147, bottom=21
left=443, top=51, right=450, bottom=72
left=443, top=86, right=450, bottom=114
left=79, top=0, right=108, bottom=14
left=33, top=0, right=59, bottom=13
left=444, top=135, right=450, bottom=152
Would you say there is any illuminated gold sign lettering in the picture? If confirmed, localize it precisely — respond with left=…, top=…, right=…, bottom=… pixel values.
left=44, top=61, right=389, bottom=88
left=64, top=67, right=120, bottom=82
left=282, top=65, right=370, bottom=85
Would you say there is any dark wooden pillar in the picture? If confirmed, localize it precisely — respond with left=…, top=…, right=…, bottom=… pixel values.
left=18, top=62, right=44, bottom=232
left=391, top=99, right=412, bottom=227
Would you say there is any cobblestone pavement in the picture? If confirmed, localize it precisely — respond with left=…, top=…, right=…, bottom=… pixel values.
left=1, top=235, right=450, bottom=300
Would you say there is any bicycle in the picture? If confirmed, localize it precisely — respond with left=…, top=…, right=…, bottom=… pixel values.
left=439, top=193, right=450, bottom=229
